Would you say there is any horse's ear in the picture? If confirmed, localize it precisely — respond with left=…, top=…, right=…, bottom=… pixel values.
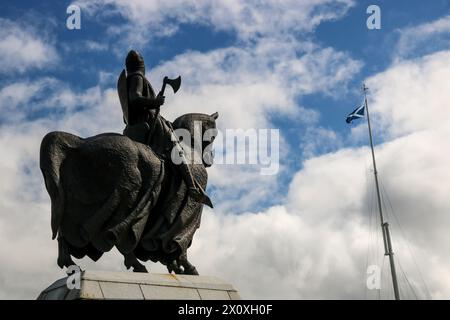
left=210, top=112, right=219, bottom=120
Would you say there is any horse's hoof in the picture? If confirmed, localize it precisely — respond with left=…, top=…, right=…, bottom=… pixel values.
left=184, top=266, right=199, bottom=275
left=132, top=264, right=148, bottom=273
left=167, top=260, right=182, bottom=274
left=57, top=256, right=75, bottom=269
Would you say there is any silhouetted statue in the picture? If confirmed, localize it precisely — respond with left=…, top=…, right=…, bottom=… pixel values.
left=40, top=50, right=219, bottom=274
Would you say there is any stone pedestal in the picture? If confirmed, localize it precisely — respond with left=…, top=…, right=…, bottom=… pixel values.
left=37, top=270, right=241, bottom=300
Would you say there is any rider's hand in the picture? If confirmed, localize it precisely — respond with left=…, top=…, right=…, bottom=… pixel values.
left=156, top=94, right=165, bottom=106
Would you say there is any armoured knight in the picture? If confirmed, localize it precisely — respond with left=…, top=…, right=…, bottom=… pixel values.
left=118, top=50, right=213, bottom=208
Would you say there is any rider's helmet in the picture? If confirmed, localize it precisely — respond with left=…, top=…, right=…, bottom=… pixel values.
left=125, top=50, right=145, bottom=75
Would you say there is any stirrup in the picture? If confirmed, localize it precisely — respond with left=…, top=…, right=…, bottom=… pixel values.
left=188, top=187, right=213, bottom=208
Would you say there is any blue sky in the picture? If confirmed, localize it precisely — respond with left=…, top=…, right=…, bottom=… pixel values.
left=0, top=0, right=447, bottom=143
left=1, top=0, right=447, bottom=128
left=0, top=0, right=450, bottom=299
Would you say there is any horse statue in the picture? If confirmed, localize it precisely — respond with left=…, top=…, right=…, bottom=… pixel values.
left=39, top=112, right=218, bottom=275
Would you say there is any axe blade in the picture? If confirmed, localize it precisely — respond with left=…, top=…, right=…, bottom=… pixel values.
left=165, top=76, right=181, bottom=93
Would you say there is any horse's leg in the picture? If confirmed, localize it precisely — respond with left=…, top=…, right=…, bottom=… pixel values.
left=181, top=261, right=199, bottom=275
left=167, top=259, right=183, bottom=274
left=177, top=252, right=199, bottom=275
left=57, top=235, right=77, bottom=269
left=123, top=253, right=148, bottom=273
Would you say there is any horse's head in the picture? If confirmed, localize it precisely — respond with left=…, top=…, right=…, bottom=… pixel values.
left=172, top=112, right=219, bottom=168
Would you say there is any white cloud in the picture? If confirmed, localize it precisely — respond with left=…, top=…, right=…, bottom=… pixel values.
left=300, top=126, right=343, bottom=159
left=0, top=18, right=58, bottom=74
left=84, top=40, right=108, bottom=51
left=394, top=15, right=450, bottom=61
left=190, top=204, right=368, bottom=299
left=0, top=80, right=50, bottom=122
left=149, top=38, right=361, bottom=130
left=76, top=0, right=354, bottom=45
left=365, top=50, right=450, bottom=139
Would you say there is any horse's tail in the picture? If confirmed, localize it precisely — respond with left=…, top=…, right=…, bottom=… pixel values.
left=40, top=131, right=82, bottom=239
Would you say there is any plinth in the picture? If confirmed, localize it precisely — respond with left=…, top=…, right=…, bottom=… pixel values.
left=37, top=270, right=241, bottom=300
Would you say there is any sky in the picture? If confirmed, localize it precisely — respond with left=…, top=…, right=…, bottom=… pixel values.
left=0, top=0, right=449, bottom=299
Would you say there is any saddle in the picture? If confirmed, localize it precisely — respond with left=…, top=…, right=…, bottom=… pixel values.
left=123, top=118, right=176, bottom=162
left=123, top=122, right=150, bottom=144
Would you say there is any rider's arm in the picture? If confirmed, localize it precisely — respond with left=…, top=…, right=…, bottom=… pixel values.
left=128, top=75, right=163, bottom=110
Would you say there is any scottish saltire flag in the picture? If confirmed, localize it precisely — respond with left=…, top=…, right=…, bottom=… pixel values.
left=346, top=105, right=365, bottom=123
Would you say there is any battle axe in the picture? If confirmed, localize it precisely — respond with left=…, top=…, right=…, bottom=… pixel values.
left=158, top=76, right=181, bottom=96
left=147, top=76, right=181, bottom=141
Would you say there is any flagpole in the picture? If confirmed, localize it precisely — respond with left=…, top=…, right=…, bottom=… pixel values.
left=363, top=83, right=400, bottom=300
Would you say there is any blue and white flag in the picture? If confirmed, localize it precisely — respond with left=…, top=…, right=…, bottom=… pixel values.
left=346, top=105, right=365, bottom=123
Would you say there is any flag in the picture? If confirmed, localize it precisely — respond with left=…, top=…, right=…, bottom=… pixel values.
left=346, top=105, right=365, bottom=123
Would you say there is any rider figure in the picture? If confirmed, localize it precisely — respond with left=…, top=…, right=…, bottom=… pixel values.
left=124, top=50, right=213, bottom=208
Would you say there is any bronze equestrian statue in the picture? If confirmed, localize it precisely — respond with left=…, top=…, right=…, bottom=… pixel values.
left=40, top=50, right=219, bottom=274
